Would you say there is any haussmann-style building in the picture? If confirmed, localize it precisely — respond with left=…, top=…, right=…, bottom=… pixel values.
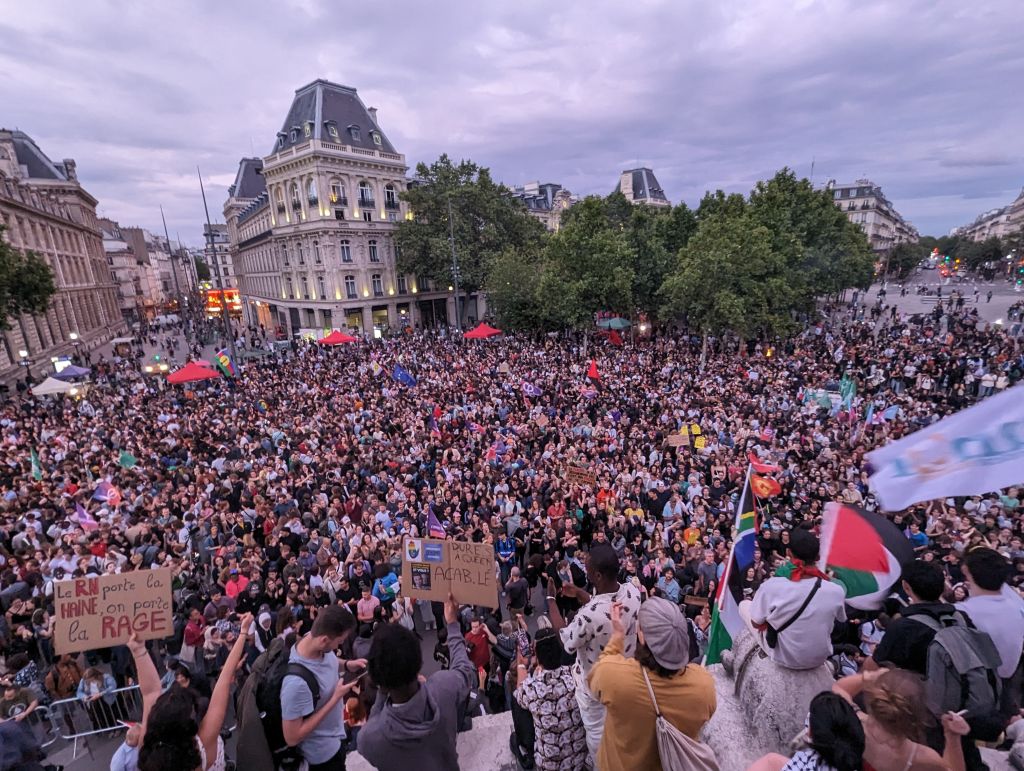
left=0, top=129, right=123, bottom=386
left=224, top=79, right=471, bottom=339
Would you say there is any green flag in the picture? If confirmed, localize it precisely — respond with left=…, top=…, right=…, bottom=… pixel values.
left=30, top=449, right=42, bottom=481
left=119, top=450, right=137, bottom=469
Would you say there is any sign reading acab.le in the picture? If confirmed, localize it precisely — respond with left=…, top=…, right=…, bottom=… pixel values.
left=53, top=568, right=173, bottom=654
left=401, top=537, right=498, bottom=608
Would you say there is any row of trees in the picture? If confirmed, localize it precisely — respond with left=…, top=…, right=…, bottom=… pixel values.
left=885, top=229, right=1022, bottom=280
left=396, top=157, right=875, bottom=344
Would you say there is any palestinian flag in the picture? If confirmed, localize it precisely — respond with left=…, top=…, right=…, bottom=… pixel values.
left=118, top=450, right=137, bottom=469
left=818, top=502, right=914, bottom=610
left=586, top=359, right=602, bottom=390
left=30, top=449, right=43, bottom=481
left=705, top=465, right=760, bottom=665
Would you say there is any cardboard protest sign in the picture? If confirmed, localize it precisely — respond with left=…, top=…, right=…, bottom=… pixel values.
left=667, top=433, right=688, bottom=447
left=402, top=537, right=497, bottom=608
left=694, top=436, right=707, bottom=450
left=54, top=568, right=173, bottom=654
left=565, top=465, right=597, bottom=487
left=497, top=362, right=510, bottom=374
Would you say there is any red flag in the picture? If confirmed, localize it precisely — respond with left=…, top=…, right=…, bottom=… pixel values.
left=747, top=452, right=780, bottom=474
left=608, top=330, right=623, bottom=346
left=587, top=359, right=600, bottom=381
left=750, top=474, right=782, bottom=499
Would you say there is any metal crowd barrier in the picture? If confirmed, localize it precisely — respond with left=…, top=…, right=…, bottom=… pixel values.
left=44, top=685, right=143, bottom=761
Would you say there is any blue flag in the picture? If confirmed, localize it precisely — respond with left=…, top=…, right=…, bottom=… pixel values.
left=392, top=364, right=417, bottom=388
left=883, top=405, right=900, bottom=421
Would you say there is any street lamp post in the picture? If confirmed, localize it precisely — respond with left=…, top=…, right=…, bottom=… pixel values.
left=198, top=167, right=237, bottom=361
left=69, top=331, right=81, bottom=361
left=17, top=349, right=30, bottom=382
left=447, top=195, right=462, bottom=332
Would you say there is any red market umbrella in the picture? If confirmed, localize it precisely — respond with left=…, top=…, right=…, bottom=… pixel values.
left=318, top=330, right=359, bottom=345
left=166, top=362, right=222, bottom=384
left=463, top=323, right=502, bottom=340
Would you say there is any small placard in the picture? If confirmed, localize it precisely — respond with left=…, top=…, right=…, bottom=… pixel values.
left=565, top=465, right=597, bottom=487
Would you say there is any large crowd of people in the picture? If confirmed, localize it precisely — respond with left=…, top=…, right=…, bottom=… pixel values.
left=0, top=290, right=1022, bottom=771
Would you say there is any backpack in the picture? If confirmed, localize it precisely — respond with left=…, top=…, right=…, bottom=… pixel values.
left=237, top=638, right=321, bottom=771
left=640, top=668, right=719, bottom=771
left=911, top=611, right=1005, bottom=741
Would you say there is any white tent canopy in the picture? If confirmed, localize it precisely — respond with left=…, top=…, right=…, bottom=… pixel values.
left=31, top=376, right=78, bottom=396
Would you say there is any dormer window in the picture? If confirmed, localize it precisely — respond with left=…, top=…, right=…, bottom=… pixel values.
left=371, top=131, right=382, bottom=146
left=289, top=129, right=297, bottom=143
left=277, top=134, right=286, bottom=149
left=348, top=125, right=361, bottom=142
left=326, top=123, right=339, bottom=140
left=304, top=121, right=313, bottom=138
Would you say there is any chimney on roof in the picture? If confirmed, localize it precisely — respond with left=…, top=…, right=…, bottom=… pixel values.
left=62, top=158, right=77, bottom=182
left=367, top=107, right=378, bottom=125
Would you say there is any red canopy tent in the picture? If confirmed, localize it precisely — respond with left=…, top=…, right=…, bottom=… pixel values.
left=166, top=362, right=221, bottom=384
left=463, top=323, right=502, bottom=340
left=318, top=330, right=359, bottom=345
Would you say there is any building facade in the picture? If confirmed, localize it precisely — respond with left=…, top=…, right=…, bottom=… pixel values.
left=953, top=189, right=1024, bottom=242
left=510, top=181, right=575, bottom=231
left=202, top=223, right=235, bottom=289
left=828, top=179, right=918, bottom=252
left=100, top=218, right=167, bottom=323
left=0, top=130, right=123, bottom=384
left=615, top=168, right=671, bottom=207
left=224, top=80, right=458, bottom=339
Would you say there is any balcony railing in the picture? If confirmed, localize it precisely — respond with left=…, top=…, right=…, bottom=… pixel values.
left=291, top=200, right=302, bottom=211
left=330, top=196, right=348, bottom=206
left=384, top=199, right=400, bottom=210
left=358, top=196, right=375, bottom=207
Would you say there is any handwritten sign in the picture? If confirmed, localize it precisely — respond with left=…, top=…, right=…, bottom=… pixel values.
left=54, top=568, right=173, bottom=654
left=667, top=434, right=688, bottom=447
left=497, top=362, right=510, bottom=374
left=565, top=465, right=597, bottom=487
left=402, top=538, right=497, bottom=608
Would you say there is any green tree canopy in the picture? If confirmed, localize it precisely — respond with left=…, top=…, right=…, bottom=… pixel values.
left=886, top=241, right=928, bottom=279
left=483, top=248, right=545, bottom=330
left=659, top=211, right=795, bottom=344
left=396, top=155, right=546, bottom=293
left=0, top=226, right=56, bottom=330
left=747, top=169, right=874, bottom=303
left=194, top=258, right=211, bottom=282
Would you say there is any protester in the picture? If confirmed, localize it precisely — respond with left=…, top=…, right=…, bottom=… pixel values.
left=739, top=529, right=848, bottom=670
left=357, top=593, right=475, bottom=770
left=512, top=626, right=587, bottom=771
left=281, top=605, right=361, bottom=771
left=546, top=543, right=642, bottom=762
left=588, top=598, right=716, bottom=771
left=747, top=692, right=866, bottom=771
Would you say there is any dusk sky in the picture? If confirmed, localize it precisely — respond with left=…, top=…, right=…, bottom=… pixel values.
left=2, top=0, right=1022, bottom=243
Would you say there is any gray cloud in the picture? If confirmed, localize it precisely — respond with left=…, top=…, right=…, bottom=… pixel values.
left=1, top=0, right=1022, bottom=241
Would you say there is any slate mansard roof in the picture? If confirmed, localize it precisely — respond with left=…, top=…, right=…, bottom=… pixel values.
left=271, top=79, right=396, bottom=155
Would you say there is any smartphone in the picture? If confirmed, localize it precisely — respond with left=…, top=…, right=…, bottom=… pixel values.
left=518, top=635, right=531, bottom=657
left=343, top=666, right=368, bottom=685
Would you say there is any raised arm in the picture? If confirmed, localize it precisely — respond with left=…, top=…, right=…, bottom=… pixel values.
left=199, top=613, right=253, bottom=754
left=127, top=634, right=162, bottom=734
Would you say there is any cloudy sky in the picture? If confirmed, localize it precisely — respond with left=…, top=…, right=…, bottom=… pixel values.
left=2, top=0, right=1022, bottom=242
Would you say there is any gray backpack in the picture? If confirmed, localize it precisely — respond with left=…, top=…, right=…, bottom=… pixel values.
left=912, top=611, right=1004, bottom=740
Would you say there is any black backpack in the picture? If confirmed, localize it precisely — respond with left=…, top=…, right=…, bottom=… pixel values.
left=253, top=639, right=321, bottom=770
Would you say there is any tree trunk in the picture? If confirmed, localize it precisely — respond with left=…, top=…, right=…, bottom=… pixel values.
left=700, top=332, right=708, bottom=371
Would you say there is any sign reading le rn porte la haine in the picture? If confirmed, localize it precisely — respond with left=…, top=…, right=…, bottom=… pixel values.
left=53, top=568, right=174, bottom=655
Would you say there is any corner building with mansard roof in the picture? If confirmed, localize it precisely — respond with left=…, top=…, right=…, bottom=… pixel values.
left=224, top=80, right=472, bottom=339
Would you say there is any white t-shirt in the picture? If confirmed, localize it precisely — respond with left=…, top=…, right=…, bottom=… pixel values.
left=751, top=576, right=847, bottom=670
left=957, top=586, right=1024, bottom=679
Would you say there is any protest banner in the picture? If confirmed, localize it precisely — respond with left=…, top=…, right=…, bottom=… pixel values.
left=565, top=465, right=597, bottom=487
left=402, top=537, right=497, bottom=608
left=54, top=568, right=173, bottom=654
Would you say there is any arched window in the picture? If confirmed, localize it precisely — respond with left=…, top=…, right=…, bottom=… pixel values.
left=275, top=188, right=285, bottom=214
left=340, top=240, right=352, bottom=263
left=330, top=181, right=345, bottom=204
left=313, top=241, right=321, bottom=263
left=358, top=182, right=373, bottom=206
left=290, top=183, right=301, bottom=210
left=368, top=240, right=379, bottom=262
left=344, top=275, right=357, bottom=299
left=384, top=184, right=398, bottom=209
left=307, top=179, right=318, bottom=205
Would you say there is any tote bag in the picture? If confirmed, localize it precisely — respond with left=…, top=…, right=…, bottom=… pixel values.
left=641, top=668, right=720, bottom=771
